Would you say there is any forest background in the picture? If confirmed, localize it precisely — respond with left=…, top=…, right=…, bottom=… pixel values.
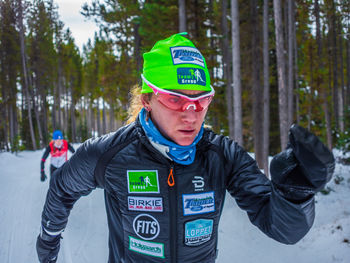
left=1, top=0, right=349, bottom=175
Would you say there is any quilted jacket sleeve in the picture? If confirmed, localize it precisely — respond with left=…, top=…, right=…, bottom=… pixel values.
left=223, top=139, right=315, bottom=244
left=40, top=133, right=115, bottom=235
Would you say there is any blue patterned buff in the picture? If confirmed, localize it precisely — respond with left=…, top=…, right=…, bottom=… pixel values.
left=139, top=108, right=203, bottom=165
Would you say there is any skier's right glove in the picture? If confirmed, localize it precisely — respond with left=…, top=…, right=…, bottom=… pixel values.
left=36, top=228, right=61, bottom=263
left=40, top=170, right=47, bottom=182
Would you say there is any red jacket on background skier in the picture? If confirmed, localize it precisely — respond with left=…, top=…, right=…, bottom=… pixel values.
left=40, top=130, right=75, bottom=181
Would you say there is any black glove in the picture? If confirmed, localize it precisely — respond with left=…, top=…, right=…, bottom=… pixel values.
left=270, top=124, right=335, bottom=201
left=41, top=170, right=47, bottom=182
left=36, top=229, right=61, bottom=263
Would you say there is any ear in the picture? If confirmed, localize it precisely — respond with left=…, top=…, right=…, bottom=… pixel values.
left=141, top=94, right=152, bottom=112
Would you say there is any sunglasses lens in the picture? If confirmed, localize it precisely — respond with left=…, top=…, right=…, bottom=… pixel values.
left=156, top=93, right=213, bottom=112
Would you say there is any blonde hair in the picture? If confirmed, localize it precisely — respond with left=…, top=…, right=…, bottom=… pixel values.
left=126, top=85, right=152, bottom=124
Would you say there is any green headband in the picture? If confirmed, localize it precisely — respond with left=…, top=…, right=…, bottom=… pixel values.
left=141, top=33, right=211, bottom=93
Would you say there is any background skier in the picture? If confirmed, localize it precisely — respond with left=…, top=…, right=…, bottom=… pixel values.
left=40, top=130, right=75, bottom=182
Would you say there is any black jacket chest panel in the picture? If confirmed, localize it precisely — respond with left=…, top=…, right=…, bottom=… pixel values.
left=103, top=139, right=226, bottom=262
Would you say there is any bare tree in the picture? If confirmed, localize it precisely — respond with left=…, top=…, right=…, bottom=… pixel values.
left=109, top=97, right=115, bottom=132
left=292, top=0, right=300, bottom=124
left=287, top=0, right=294, bottom=126
left=273, top=0, right=288, bottom=149
left=262, top=0, right=270, bottom=177
left=337, top=17, right=345, bottom=133
left=17, top=0, right=36, bottom=150
left=178, top=0, right=186, bottom=32
left=102, top=97, right=107, bottom=135
left=221, top=0, right=234, bottom=138
left=231, top=0, right=243, bottom=146
left=251, top=0, right=263, bottom=168
left=315, top=0, right=332, bottom=149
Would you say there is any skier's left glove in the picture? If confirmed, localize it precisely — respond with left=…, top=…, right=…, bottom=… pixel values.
left=270, top=124, right=335, bottom=201
left=36, top=228, right=61, bottom=263
left=40, top=170, right=47, bottom=182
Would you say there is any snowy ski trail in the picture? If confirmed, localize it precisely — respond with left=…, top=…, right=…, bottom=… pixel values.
left=0, top=148, right=349, bottom=263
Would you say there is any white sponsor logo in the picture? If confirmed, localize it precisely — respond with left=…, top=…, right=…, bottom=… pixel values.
left=128, top=196, right=163, bottom=212
left=183, top=191, right=215, bottom=216
left=129, top=236, right=165, bottom=258
left=133, top=214, right=160, bottom=240
left=192, top=176, right=204, bottom=191
left=170, top=46, right=205, bottom=67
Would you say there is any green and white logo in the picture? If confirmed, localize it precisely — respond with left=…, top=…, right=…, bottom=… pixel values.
left=129, top=236, right=165, bottom=258
left=127, top=170, right=160, bottom=193
left=177, top=68, right=206, bottom=86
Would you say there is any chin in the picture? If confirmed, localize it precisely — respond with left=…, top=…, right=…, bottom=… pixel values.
left=176, top=138, right=195, bottom=146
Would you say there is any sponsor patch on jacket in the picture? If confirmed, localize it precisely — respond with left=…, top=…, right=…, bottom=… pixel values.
left=128, top=196, right=163, bottom=212
left=127, top=170, right=160, bottom=193
left=129, top=236, right=165, bottom=258
left=133, top=214, right=160, bottom=240
left=170, top=46, right=205, bottom=67
left=182, top=191, right=215, bottom=216
left=177, top=68, right=206, bottom=86
left=184, top=219, right=213, bottom=246
left=192, top=176, right=204, bottom=191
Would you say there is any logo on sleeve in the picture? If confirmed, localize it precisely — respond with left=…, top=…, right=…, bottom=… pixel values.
left=127, top=170, right=160, bottom=193
left=128, top=196, right=163, bottom=212
left=133, top=214, right=160, bottom=240
left=182, top=191, right=215, bottom=216
left=170, top=46, right=205, bottom=67
left=185, top=219, right=213, bottom=246
left=129, top=236, right=165, bottom=258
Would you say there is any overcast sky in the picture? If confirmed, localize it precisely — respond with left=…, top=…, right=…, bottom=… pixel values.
left=55, top=0, right=98, bottom=52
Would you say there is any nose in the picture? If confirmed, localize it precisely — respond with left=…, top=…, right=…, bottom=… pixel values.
left=186, top=104, right=197, bottom=111
left=181, top=106, right=198, bottom=123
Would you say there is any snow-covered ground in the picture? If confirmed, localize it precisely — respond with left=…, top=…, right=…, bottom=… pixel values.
left=0, top=147, right=349, bottom=263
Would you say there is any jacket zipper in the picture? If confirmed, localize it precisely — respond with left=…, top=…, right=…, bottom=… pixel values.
left=168, top=163, right=177, bottom=263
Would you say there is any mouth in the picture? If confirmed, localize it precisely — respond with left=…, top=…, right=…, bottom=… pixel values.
left=178, top=129, right=196, bottom=135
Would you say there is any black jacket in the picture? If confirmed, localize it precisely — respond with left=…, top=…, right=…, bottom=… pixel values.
left=41, top=119, right=315, bottom=263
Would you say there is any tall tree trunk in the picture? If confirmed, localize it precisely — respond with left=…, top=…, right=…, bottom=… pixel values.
left=133, top=19, right=141, bottom=74
left=287, top=0, right=294, bottom=126
left=31, top=78, right=44, bottom=147
left=102, top=97, right=107, bottom=135
left=292, top=0, right=300, bottom=124
left=42, top=94, right=48, bottom=143
left=52, top=82, right=57, bottom=131
left=251, top=0, right=263, bottom=168
left=57, top=56, right=63, bottom=129
left=64, top=84, right=69, bottom=133
left=273, top=0, right=288, bottom=149
left=231, top=0, right=243, bottom=146
left=178, top=0, right=187, bottom=32
left=87, top=98, right=92, bottom=137
left=330, top=0, right=339, bottom=130
left=338, top=18, right=345, bottom=133
left=1, top=97, right=9, bottom=151
left=221, top=0, right=234, bottom=138
left=346, top=33, right=350, bottom=116
left=262, top=0, right=270, bottom=177
left=97, top=99, right=101, bottom=137
left=109, top=97, right=115, bottom=132
left=70, top=87, right=76, bottom=142
left=17, top=0, right=36, bottom=149
left=308, top=43, right=314, bottom=131
left=315, top=0, right=332, bottom=148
